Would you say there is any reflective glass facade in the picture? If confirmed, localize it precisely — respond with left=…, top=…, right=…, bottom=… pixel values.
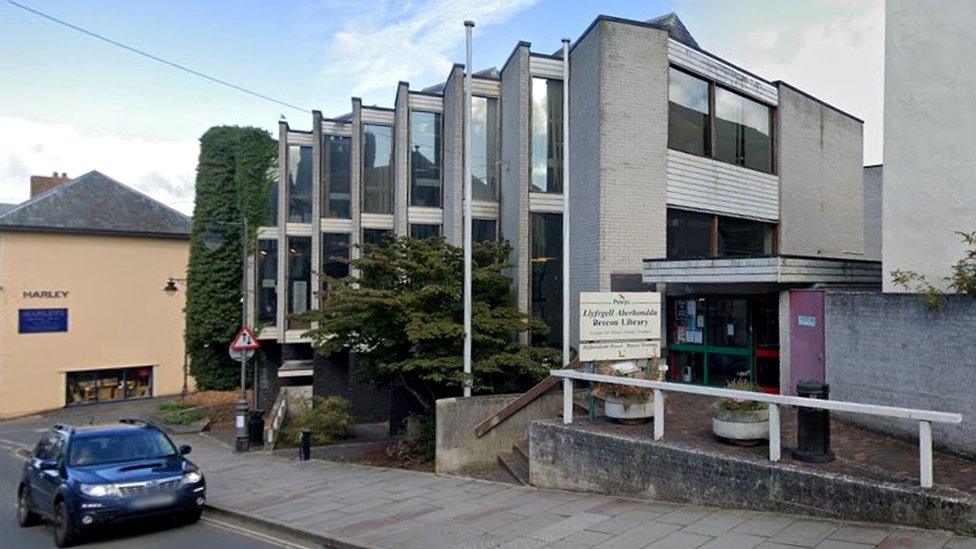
left=530, top=212, right=563, bottom=348
left=471, top=97, right=499, bottom=201
left=409, top=224, right=441, bottom=239
left=321, top=233, right=350, bottom=301
left=472, top=219, right=497, bottom=243
left=410, top=111, right=442, bottom=207
left=668, top=67, right=710, bottom=156
left=257, top=239, right=278, bottom=325
left=323, top=135, right=351, bottom=218
left=288, top=145, right=313, bottom=223
left=287, top=236, right=312, bottom=330
left=530, top=78, right=564, bottom=193
left=715, top=88, right=773, bottom=173
left=363, top=124, right=394, bottom=214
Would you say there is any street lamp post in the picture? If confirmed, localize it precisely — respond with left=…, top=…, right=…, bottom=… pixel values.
left=201, top=217, right=250, bottom=452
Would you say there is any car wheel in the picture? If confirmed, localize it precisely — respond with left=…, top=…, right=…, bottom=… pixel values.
left=17, top=485, right=40, bottom=527
left=53, top=501, right=77, bottom=548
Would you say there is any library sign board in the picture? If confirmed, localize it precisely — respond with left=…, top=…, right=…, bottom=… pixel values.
left=578, top=292, right=661, bottom=362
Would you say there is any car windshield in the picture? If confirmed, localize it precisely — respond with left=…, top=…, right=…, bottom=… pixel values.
left=68, top=430, right=177, bottom=466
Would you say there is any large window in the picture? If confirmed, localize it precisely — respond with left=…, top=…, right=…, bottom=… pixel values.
left=322, top=233, right=349, bottom=301
left=530, top=78, right=564, bottom=193
left=530, top=213, right=563, bottom=348
left=409, top=224, right=440, bottom=239
left=472, top=96, right=499, bottom=201
left=362, top=228, right=393, bottom=248
left=410, top=111, right=442, bottom=207
left=473, top=219, right=497, bottom=243
left=257, top=239, right=278, bottom=325
left=667, top=208, right=776, bottom=259
left=362, top=124, right=393, bottom=214
left=714, top=88, right=772, bottom=173
left=288, top=145, right=313, bottom=223
left=667, top=67, right=774, bottom=174
left=66, top=367, right=153, bottom=406
left=287, top=236, right=312, bottom=330
left=667, top=209, right=713, bottom=260
left=323, top=135, right=351, bottom=218
left=668, top=67, right=710, bottom=156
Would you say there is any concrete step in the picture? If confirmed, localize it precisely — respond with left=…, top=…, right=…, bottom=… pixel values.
left=497, top=449, right=530, bottom=485
left=513, top=438, right=529, bottom=461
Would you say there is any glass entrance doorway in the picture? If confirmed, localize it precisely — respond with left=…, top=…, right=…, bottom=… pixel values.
left=667, top=294, right=779, bottom=391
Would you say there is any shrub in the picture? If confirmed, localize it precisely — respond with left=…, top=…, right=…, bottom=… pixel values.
left=157, top=401, right=204, bottom=425
left=714, top=379, right=768, bottom=412
left=279, top=396, right=353, bottom=447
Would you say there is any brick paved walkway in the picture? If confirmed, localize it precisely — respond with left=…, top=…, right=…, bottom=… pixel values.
left=183, top=433, right=976, bottom=548
left=588, top=393, right=976, bottom=494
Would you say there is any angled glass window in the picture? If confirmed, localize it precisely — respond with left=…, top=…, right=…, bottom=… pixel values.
left=472, top=218, right=497, bottom=243
left=409, top=224, right=441, bottom=239
left=323, top=135, right=351, bottom=219
left=410, top=111, right=442, bottom=208
left=471, top=96, right=499, bottom=201
left=287, top=145, right=313, bottom=223
left=362, top=124, right=394, bottom=214
left=287, top=236, right=312, bottom=330
left=717, top=216, right=774, bottom=258
left=530, top=78, right=564, bottom=193
left=257, top=239, right=278, bottom=325
left=714, top=88, right=772, bottom=173
left=666, top=209, right=713, bottom=259
left=530, top=212, right=563, bottom=348
left=668, top=67, right=711, bottom=156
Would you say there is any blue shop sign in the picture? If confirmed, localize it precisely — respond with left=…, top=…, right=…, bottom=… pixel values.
left=19, top=308, right=68, bottom=334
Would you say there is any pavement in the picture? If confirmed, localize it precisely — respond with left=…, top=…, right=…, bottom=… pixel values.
left=2, top=400, right=976, bottom=549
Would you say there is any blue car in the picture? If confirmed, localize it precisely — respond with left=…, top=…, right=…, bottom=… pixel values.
left=16, top=419, right=206, bottom=547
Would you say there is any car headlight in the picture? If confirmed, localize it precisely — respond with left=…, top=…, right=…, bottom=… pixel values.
left=79, top=483, right=121, bottom=498
left=181, top=471, right=203, bottom=485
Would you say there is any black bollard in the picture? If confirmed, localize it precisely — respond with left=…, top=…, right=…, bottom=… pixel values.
left=248, top=410, right=265, bottom=445
left=792, top=381, right=835, bottom=463
left=299, top=429, right=311, bottom=461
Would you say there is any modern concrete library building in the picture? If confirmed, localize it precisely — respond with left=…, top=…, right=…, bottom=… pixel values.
left=251, top=12, right=879, bottom=416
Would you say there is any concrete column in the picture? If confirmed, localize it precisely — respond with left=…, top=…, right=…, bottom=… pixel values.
left=394, top=82, right=410, bottom=236
left=442, top=65, right=465, bottom=246
left=311, top=111, right=323, bottom=312
left=350, top=99, right=363, bottom=265
left=276, top=121, right=289, bottom=342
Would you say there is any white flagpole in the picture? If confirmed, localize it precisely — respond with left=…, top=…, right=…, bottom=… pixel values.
left=561, top=38, right=571, bottom=367
left=463, top=20, right=475, bottom=397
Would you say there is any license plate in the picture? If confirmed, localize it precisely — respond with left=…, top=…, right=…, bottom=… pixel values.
left=131, top=494, right=176, bottom=510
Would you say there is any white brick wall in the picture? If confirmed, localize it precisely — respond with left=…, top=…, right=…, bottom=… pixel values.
left=500, top=44, right=531, bottom=316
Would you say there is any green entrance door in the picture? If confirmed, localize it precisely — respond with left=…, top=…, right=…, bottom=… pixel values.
left=668, top=296, right=752, bottom=386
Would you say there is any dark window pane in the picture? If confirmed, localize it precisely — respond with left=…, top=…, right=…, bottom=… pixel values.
left=756, top=356, right=779, bottom=390
left=531, top=78, right=563, bottom=193
left=717, top=216, right=774, bottom=258
left=530, top=213, right=562, bottom=348
left=287, top=236, right=312, bottom=330
left=708, top=354, right=750, bottom=387
left=322, top=233, right=349, bottom=301
left=409, top=224, right=440, bottom=239
left=668, top=67, right=710, bottom=156
left=287, top=145, right=313, bottom=223
left=472, top=219, right=497, bottom=243
left=714, top=88, right=772, bottom=173
left=667, top=209, right=712, bottom=259
left=706, top=298, right=749, bottom=348
left=265, top=169, right=278, bottom=226
left=754, top=296, right=780, bottom=349
left=472, top=97, right=499, bottom=201
left=669, top=350, right=705, bottom=384
left=257, top=239, right=278, bottom=325
left=410, top=111, right=442, bottom=207
left=363, top=124, right=393, bottom=214
left=323, top=135, right=351, bottom=218
left=362, top=228, right=393, bottom=248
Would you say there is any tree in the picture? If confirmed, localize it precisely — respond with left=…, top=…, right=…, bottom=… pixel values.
left=302, top=236, right=560, bottom=412
left=892, top=230, right=976, bottom=310
left=186, top=126, right=276, bottom=390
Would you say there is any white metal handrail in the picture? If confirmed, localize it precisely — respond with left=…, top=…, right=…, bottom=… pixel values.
left=551, top=369, right=963, bottom=488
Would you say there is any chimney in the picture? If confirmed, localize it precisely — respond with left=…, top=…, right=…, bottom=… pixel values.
left=30, top=172, right=71, bottom=197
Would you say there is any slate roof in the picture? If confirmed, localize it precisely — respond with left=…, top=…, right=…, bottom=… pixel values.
left=0, top=203, right=16, bottom=215
left=0, top=170, right=190, bottom=238
left=645, top=12, right=699, bottom=49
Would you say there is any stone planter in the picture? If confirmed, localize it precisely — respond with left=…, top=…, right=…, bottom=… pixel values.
left=712, top=407, right=769, bottom=445
left=604, top=395, right=654, bottom=424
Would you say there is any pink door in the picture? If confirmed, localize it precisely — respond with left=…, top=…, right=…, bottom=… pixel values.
left=789, top=289, right=825, bottom=394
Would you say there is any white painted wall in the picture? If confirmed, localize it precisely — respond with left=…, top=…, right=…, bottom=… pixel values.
left=882, top=0, right=976, bottom=292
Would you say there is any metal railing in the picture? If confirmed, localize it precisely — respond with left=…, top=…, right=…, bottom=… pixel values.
left=551, top=369, right=963, bottom=488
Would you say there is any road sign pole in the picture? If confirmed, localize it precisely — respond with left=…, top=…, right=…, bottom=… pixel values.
left=236, top=216, right=249, bottom=453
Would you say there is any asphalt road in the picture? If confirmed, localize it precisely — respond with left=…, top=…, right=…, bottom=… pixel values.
left=0, top=413, right=283, bottom=548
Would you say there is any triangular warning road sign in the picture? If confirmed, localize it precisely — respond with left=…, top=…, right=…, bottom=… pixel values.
left=230, top=326, right=260, bottom=350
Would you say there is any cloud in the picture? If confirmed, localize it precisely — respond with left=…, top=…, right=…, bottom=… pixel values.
left=0, top=117, right=197, bottom=214
left=322, top=0, right=536, bottom=100
left=717, top=0, right=884, bottom=163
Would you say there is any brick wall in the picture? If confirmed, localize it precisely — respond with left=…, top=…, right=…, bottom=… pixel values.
left=500, top=44, right=530, bottom=316
left=824, top=291, right=976, bottom=456
left=442, top=66, right=464, bottom=246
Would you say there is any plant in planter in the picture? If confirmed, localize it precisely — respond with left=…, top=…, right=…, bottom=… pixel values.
left=712, top=379, right=769, bottom=445
left=591, top=361, right=658, bottom=424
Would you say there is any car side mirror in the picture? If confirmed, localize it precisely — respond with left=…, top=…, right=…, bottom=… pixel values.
left=179, top=445, right=192, bottom=456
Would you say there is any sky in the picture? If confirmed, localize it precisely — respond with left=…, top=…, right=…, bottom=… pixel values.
left=0, top=0, right=884, bottom=214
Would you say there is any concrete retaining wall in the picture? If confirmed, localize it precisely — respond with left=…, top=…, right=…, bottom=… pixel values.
left=435, top=392, right=562, bottom=474
left=530, top=420, right=976, bottom=533
left=824, top=292, right=976, bottom=456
